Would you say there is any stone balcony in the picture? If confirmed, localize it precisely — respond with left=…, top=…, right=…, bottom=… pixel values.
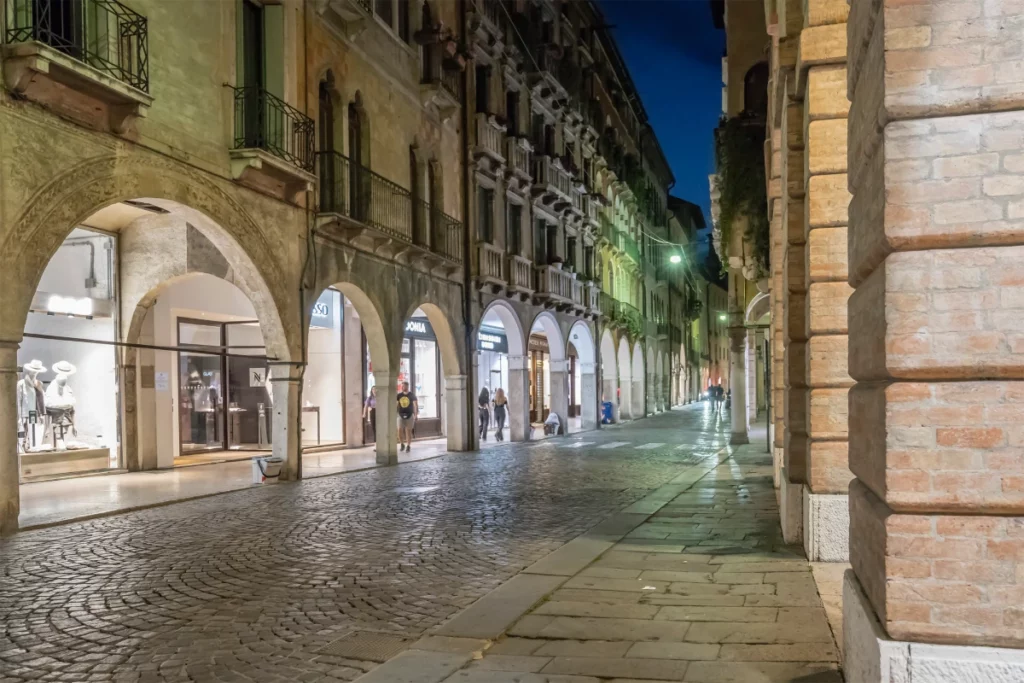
left=570, top=278, right=585, bottom=314
left=473, top=113, right=505, bottom=170
left=534, top=264, right=573, bottom=309
left=477, top=242, right=506, bottom=290
left=505, top=137, right=531, bottom=190
left=531, top=156, right=573, bottom=213
left=1, top=0, right=153, bottom=134
left=507, top=254, right=534, bottom=299
left=585, top=282, right=601, bottom=318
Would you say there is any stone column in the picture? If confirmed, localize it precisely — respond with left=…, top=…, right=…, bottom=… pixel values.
left=0, top=342, right=19, bottom=536
left=270, top=362, right=303, bottom=481
left=444, top=374, right=469, bottom=451
left=619, top=372, right=632, bottom=420
left=508, top=355, right=531, bottom=441
left=844, top=0, right=1024, bottom=676
left=343, top=301, right=365, bottom=447
left=372, top=371, right=397, bottom=464
left=601, top=366, right=617, bottom=422
left=728, top=323, right=749, bottom=445
left=549, top=359, right=569, bottom=434
left=746, top=328, right=758, bottom=423
left=630, top=376, right=644, bottom=419
left=755, top=329, right=766, bottom=415
left=580, top=362, right=598, bottom=431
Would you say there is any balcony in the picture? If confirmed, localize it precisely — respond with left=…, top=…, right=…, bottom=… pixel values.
left=507, top=254, right=534, bottom=298
left=473, top=113, right=505, bottom=168
left=470, top=0, right=506, bottom=43
left=598, top=214, right=617, bottom=247
left=505, top=137, right=531, bottom=186
left=620, top=231, right=641, bottom=264
left=477, top=242, right=505, bottom=288
left=316, top=151, right=464, bottom=268
left=570, top=278, right=585, bottom=314
left=582, top=194, right=600, bottom=228
left=2, top=0, right=152, bottom=134
left=656, top=322, right=670, bottom=340
left=420, top=42, right=461, bottom=121
left=535, top=264, right=572, bottom=308
left=230, top=86, right=315, bottom=202
left=585, top=282, right=601, bottom=317
left=316, top=0, right=372, bottom=38
left=600, top=291, right=619, bottom=320
left=531, top=156, right=573, bottom=211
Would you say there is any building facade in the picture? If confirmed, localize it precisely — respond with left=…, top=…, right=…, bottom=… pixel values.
left=723, top=0, right=1024, bottom=677
left=0, top=0, right=695, bottom=535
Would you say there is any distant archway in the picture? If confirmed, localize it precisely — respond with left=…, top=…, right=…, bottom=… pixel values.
left=479, top=300, right=529, bottom=441
left=617, top=335, right=632, bottom=420
left=568, top=320, right=598, bottom=431
left=632, top=342, right=645, bottom=419
left=600, top=327, right=618, bottom=422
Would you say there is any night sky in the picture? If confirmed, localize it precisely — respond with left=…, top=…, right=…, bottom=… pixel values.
left=600, top=0, right=725, bottom=250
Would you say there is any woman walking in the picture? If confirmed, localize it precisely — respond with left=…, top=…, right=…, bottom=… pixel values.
left=362, top=386, right=377, bottom=441
left=492, top=388, right=507, bottom=441
left=478, top=387, right=490, bottom=441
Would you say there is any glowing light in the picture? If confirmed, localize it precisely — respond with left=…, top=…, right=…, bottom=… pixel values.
left=669, top=254, right=682, bottom=264
left=718, top=314, right=727, bottom=322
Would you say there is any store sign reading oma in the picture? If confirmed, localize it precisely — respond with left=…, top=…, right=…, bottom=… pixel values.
left=31, top=292, right=113, bottom=319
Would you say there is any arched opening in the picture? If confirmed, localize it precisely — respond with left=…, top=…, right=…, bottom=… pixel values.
left=10, top=198, right=291, bottom=522
left=567, top=320, right=597, bottom=432
left=600, top=327, right=618, bottom=423
left=528, top=312, right=567, bottom=435
left=617, top=335, right=632, bottom=420
left=391, top=302, right=465, bottom=452
left=632, top=342, right=646, bottom=419
left=477, top=300, right=528, bottom=442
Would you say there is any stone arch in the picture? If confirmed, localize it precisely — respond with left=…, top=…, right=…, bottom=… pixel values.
left=568, top=320, right=598, bottom=431
left=600, top=326, right=618, bottom=422
left=531, top=311, right=567, bottom=432
left=405, top=300, right=468, bottom=451
left=0, top=158, right=295, bottom=362
left=480, top=299, right=529, bottom=441
left=405, top=301, right=462, bottom=378
left=530, top=311, right=565, bottom=360
left=617, top=334, right=632, bottom=419
left=746, top=291, right=770, bottom=325
left=480, top=299, right=526, bottom=357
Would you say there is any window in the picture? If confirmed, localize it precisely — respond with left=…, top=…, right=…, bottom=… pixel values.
left=398, top=0, right=410, bottom=42
left=545, top=224, right=559, bottom=264
left=375, top=0, right=393, bottom=25
left=544, top=124, right=556, bottom=157
left=507, top=202, right=522, bottom=255
left=476, top=65, right=490, bottom=114
left=506, top=90, right=519, bottom=136
left=534, top=219, right=547, bottom=264
left=477, top=186, right=494, bottom=243
left=567, top=237, right=577, bottom=272
left=584, top=246, right=594, bottom=280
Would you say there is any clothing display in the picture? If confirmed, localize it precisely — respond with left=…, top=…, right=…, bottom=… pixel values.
left=17, top=360, right=46, bottom=453
left=44, top=363, right=78, bottom=450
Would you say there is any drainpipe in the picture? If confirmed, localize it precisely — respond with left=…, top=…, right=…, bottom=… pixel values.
left=459, top=0, right=475, bottom=451
left=295, top=0, right=314, bottom=479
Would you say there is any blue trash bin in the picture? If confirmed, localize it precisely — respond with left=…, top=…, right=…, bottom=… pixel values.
left=601, top=401, right=614, bottom=424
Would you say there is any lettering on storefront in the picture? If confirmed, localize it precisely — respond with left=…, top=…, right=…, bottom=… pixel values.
left=477, top=330, right=508, bottom=353
left=404, top=318, right=435, bottom=339
left=310, top=290, right=335, bottom=329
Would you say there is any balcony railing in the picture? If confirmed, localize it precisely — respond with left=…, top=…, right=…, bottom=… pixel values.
left=508, top=254, right=533, bottom=292
left=600, top=291, right=619, bottom=319
left=533, top=156, right=572, bottom=199
left=570, top=278, right=585, bottom=310
left=535, top=264, right=572, bottom=302
left=620, top=231, right=641, bottom=264
left=586, top=282, right=601, bottom=315
left=4, top=0, right=149, bottom=91
left=475, top=113, right=504, bottom=160
left=233, top=87, right=315, bottom=171
left=478, top=242, right=505, bottom=283
left=316, top=151, right=463, bottom=263
left=505, top=137, right=530, bottom=178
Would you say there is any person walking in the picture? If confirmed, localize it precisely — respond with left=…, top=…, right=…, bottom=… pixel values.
left=396, top=381, right=417, bottom=452
left=478, top=387, right=491, bottom=441
left=362, top=386, right=377, bottom=441
left=492, top=388, right=507, bottom=441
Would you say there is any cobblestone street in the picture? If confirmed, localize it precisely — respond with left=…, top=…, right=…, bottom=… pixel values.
left=0, top=407, right=753, bottom=682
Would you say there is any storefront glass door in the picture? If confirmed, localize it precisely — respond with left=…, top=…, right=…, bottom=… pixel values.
left=178, top=321, right=225, bottom=454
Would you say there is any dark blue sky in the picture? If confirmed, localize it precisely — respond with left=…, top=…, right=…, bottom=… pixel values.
left=600, top=0, right=724, bottom=228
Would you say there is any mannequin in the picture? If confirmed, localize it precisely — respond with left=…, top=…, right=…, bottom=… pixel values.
left=16, top=360, right=46, bottom=453
left=44, top=360, right=77, bottom=450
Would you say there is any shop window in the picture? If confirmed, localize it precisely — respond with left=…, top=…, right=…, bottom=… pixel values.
left=398, top=0, right=411, bottom=42
left=19, top=227, right=119, bottom=481
left=305, top=288, right=344, bottom=447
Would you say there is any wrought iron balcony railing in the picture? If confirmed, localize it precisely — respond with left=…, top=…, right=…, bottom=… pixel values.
left=4, top=0, right=149, bottom=91
left=316, top=151, right=463, bottom=264
left=233, top=86, right=315, bottom=171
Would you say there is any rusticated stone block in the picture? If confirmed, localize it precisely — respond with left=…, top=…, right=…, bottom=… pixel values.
left=785, top=198, right=806, bottom=244
left=807, top=119, right=849, bottom=175
left=807, top=65, right=851, bottom=120
left=807, top=226, right=849, bottom=282
left=807, top=173, right=851, bottom=227
left=809, top=387, right=848, bottom=439
left=849, top=380, right=1024, bottom=513
left=785, top=341, right=808, bottom=387
left=799, top=24, right=848, bottom=69
left=785, top=245, right=807, bottom=293
left=808, top=335, right=852, bottom=388
left=785, top=428, right=809, bottom=484
left=849, top=246, right=1024, bottom=381
left=806, top=0, right=849, bottom=27
left=808, top=281, right=853, bottom=334
left=808, top=440, right=852, bottom=494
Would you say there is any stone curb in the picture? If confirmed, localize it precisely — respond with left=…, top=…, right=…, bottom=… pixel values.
left=347, top=446, right=734, bottom=683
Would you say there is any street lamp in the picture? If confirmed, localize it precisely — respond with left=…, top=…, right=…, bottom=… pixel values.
left=669, top=254, right=681, bottom=264
left=718, top=313, right=727, bottom=322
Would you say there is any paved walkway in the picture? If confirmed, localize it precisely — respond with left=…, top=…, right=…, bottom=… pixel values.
left=1, top=405, right=841, bottom=682
left=442, top=436, right=843, bottom=683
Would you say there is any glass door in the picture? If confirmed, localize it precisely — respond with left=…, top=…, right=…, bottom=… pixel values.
left=178, top=320, right=225, bottom=454
left=224, top=321, right=270, bottom=450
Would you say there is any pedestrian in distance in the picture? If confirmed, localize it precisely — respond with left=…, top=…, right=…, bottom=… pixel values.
left=396, top=381, right=418, bottom=452
left=362, top=386, right=377, bottom=441
left=478, top=387, right=490, bottom=441
left=492, top=388, right=507, bottom=441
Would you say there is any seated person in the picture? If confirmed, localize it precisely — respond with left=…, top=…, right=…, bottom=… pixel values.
left=543, top=411, right=562, bottom=435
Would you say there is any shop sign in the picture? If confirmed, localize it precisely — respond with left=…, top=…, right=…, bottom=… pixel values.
left=249, top=367, right=268, bottom=388
left=404, top=318, right=434, bottom=338
left=310, top=290, right=336, bottom=329
left=31, top=291, right=113, bottom=318
left=477, top=330, right=508, bottom=353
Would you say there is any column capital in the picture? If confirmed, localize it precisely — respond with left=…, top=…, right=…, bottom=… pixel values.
left=508, top=354, right=529, bottom=371
left=444, top=374, right=468, bottom=390
left=549, top=359, right=570, bottom=373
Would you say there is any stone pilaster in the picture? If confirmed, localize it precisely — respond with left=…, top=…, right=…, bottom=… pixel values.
left=0, top=342, right=19, bottom=536
left=444, top=374, right=469, bottom=451
left=372, top=371, right=398, bottom=465
left=549, top=358, right=570, bottom=434
left=728, top=322, right=749, bottom=445
left=580, top=361, right=598, bottom=431
left=269, top=362, right=303, bottom=482
left=343, top=300, right=365, bottom=447
left=508, top=354, right=531, bottom=440
left=845, top=0, right=1024, bottom=675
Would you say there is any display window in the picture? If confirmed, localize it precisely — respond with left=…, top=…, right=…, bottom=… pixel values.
left=19, top=228, right=120, bottom=481
left=363, top=315, right=443, bottom=440
left=528, top=334, right=549, bottom=423
left=304, top=288, right=344, bottom=447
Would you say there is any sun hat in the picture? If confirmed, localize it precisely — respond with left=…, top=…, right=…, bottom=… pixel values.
left=22, top=359, right=46, bottom=374
left=52, top=360, right=77, bottom=375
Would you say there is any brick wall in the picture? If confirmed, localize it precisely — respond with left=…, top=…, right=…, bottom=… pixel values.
left=847, top=0, right=1024, bottom=648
